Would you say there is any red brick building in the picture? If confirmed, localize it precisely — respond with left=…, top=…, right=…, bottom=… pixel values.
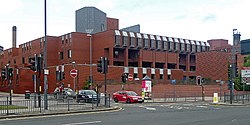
left=0, top=7, right=241, bottom=94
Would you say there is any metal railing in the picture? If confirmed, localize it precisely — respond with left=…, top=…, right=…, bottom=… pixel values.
left=0, top=93, right=111, bottom=116
left=224, top=92, right=250, bottom=104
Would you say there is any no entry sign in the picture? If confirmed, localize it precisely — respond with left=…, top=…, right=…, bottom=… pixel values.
left=128, top=74, right=133, bottom=81
left=70, top=69, right=78, bottom=78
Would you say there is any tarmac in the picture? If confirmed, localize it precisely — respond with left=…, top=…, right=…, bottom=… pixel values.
left=0, top=92, right=249, bottom=119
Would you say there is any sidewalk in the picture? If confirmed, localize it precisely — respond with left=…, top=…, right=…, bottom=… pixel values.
left=0, top=106, right=120, bottom=119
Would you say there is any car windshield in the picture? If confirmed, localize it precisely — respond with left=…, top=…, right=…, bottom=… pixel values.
left=127, top=91, right=137, bottom=96
left=85, top=90, right=97, bottom=95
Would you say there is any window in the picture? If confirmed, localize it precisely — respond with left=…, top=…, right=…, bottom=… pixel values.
left=60, top=52, right=64, bottom=60
left=137, top=38, right=142, bottom=48
left=151, top=74, right=155, bottom=79
left=68, top=49, right=72, bottom=58
left=156, top=40, right=161, bottom=50
left=134, top=73, right=138, bottom=78
left=130, top=37, right=134, bottom=47
left=150, top=39, right=155, bottom=49
left=115, top=35, right=120, bottom=46
left=122, top=36, right=128, bottom=46
left=22, top=57, right=25, bottom=64
left=62, top=36, right=64, bottom=44
left=144, top=39, right=149, bottom=48
left=168, top=42, right=172, bottom=50
left=160, top=74, right=163, bottom=79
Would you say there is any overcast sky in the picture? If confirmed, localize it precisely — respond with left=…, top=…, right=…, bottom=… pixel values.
left=1, top=0, right=250, bottom=49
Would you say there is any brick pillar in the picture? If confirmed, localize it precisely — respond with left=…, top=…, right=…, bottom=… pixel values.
left=152, top=51, right=155, bottom=68
left=176, top=53, right=179, bottom=69
left=109, top=47, right=114, bottom=65
left=138, top=49, right=142, bottom=67
left=187, top=53, right=190, bottom=71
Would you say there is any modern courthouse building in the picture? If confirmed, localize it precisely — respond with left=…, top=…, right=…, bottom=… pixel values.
left=0, top=7, right=246, bottom=93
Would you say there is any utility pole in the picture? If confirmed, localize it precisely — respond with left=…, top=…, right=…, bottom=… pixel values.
left=44, top=0, right=48, bottom=110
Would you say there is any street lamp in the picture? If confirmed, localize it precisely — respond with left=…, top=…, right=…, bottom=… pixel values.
left=86, top=29, right=93, bottom=89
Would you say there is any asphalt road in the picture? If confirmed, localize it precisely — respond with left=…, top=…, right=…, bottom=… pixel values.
left=1, top=102, right=250, bottom=125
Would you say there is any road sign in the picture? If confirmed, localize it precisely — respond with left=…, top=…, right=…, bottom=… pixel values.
left=128, top=74, right=133, bottom=81
left=241, top=67, right=250, bottom=77
left=70, top=69, right=78, bottom=78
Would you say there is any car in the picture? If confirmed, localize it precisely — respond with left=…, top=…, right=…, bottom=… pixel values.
left=76, top=90, right=99, bottom=103
left=113, top=91, right=144, bottom=103
left=54, top=87, right=76, bottom=99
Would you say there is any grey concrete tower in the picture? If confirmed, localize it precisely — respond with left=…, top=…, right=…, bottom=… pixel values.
left=75, top=7, right=107, bottom=34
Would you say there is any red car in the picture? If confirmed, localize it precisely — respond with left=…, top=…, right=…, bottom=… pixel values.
left=113, top=91, right=144, bottom=103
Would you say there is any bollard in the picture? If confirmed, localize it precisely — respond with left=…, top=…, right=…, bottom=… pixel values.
left=92, top=94, right=94, bottom=109
left=7, top=97, right=9, bottom=115
left=68, top=97, right=70, bottom=111
left=108, top=94, right=110, bottom=108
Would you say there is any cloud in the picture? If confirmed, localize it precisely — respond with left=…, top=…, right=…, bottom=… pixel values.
left=202, top=13, right=217, bottom=22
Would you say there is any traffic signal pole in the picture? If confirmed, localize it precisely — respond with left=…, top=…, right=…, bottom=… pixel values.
left=44, top=0, right=48, bottom=110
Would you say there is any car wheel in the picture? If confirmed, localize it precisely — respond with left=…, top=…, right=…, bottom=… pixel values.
left=127, top=98, right=131, bottom=103
left=114, top=97, right=118, bottom=103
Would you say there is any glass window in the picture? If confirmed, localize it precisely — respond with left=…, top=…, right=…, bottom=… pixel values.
left=180, top=43, right=185, bottom=51
left=115, top=35, right=120, bottom=46
left=156, top=40, right=161, bottom=50
left=137, top=38, right=142, bottom=48
left=123, top=36, right=128, bottom=46
left=130, top=37, right=134, bottom=47
left=144, top=39, right=149, bottom=48
left=68, top=49, right=72, bottom=58
left=22, top=57, right=25, bottom=64
left=160, top=74, right=163, bottom=79
left=150, top=39, right=155, bottom=49
left=60, top=52, right=64, bottom=60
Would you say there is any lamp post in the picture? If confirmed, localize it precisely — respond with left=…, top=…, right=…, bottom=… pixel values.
left=86, top=29, right=93, bottom=89
left=230, top=29, right=237, bottom=104
left=72, top=61, right=76, bottom=91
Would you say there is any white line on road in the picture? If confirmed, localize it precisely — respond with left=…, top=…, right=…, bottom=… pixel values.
left=62, top=121, right=101, bottom=125
left=139, top=106, right=156, bottom=111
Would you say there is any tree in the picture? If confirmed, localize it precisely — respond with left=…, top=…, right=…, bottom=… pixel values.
left=243, top=55, right=250, bottom=67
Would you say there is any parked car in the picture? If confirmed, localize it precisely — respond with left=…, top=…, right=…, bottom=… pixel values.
left=54, top=87, right=76, bottom=99
left=113, top=91, right=144, bottom=103
left=76, top=90, right=99, bottom=103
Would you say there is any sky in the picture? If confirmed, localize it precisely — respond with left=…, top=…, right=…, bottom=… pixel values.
left=1, top=0, right=250, bottom=49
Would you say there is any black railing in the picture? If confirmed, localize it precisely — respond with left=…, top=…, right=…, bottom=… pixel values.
left=0, top=93, right=111, bottom=116
left=224, top=92, right=250, bottom=104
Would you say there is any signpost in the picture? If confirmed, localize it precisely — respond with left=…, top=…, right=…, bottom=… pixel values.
left=128, top=74, right=133, bottom=81
left=70, top=69, right=78, bottom=91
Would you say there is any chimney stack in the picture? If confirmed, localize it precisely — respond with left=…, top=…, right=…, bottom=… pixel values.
left=12, top=26, right=17, bottom=48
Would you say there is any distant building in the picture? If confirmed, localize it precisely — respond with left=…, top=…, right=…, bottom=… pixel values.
left=76, top=7, right=107, bottom=34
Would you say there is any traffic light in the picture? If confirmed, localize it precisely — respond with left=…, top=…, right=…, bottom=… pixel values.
left=8, top=68, right=13, bottom=80
left=97, top=57, right=108, bottom=74
left=235, top=67, right=239, bottom=77
left=197, top=76, right=201, bottom=85
left=1, top=69, right=6, bottom=82
left=121, top=73, right=128, bottom=83
left=28, top=55, right=38, bottom=72
left=37, top=57, right=43, bottom=73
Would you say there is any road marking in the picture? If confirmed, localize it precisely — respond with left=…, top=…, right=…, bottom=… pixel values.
left=62, top=121, right=101, bottom=125
left=139, top=106, right=156, bottom=111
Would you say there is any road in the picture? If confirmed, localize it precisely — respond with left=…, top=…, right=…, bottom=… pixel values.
left=1, top=102, right=250, bottom=125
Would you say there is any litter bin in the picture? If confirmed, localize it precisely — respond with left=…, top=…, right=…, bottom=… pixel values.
left=25, top=90, right=30, bottom=99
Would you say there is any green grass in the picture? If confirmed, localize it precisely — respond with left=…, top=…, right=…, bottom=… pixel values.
left=0, top=105, right=28, bottom=110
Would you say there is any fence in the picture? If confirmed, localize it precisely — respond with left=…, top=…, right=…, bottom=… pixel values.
left=224, top=92, right=250, bottom=104
left=147, top=91, right=208, bottom=103
left=0, top=93, right=111, bottom=116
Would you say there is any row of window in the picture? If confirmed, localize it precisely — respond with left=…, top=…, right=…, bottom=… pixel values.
left=59, top=49, right=72, bottom=60
left=114, top=30, right=210, bottom=53
left=61, top=34, right=72, bottom=44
